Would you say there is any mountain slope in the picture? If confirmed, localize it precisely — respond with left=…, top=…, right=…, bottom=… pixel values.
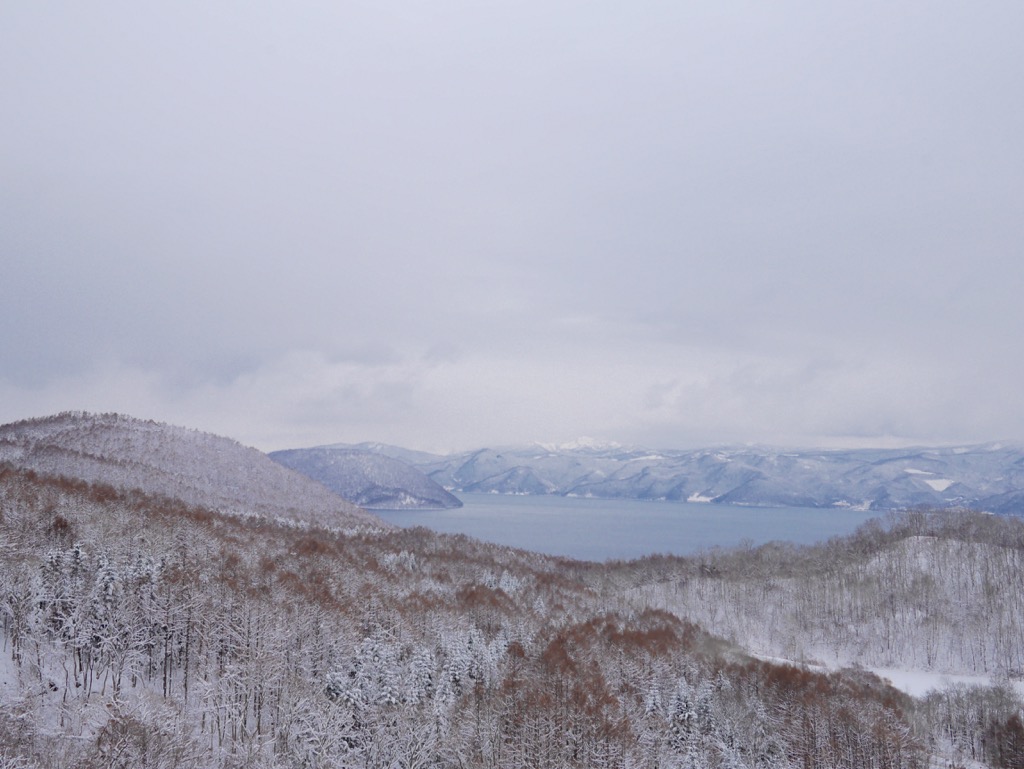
left=361, top=441, right=1024, bottom=512
left=0, top=412, right=383, bottom=528
left=623, top=510, right=1024, bottom=676
left=0, top=461, right=971, bottom=769
left=269, top=447, right=462, bottom=509
left=0, top=417, right=1020, bottom=768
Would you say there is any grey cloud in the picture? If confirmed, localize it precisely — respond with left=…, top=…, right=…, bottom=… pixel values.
left=2, top=1, right=1022, bottom=450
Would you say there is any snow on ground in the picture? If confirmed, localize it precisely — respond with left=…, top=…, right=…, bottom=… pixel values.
left=752, top=652, right=1024, bottom=701
left=868, top=668, right=1000, bottom=698
left=0, top=645, right=17, bottom=696
left=901, top=467, right=955, bottom=491
left=752, top=653, right=829, bottom=673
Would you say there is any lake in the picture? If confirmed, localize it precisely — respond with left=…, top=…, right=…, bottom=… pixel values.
left=374, top=493, right=882, bottom=562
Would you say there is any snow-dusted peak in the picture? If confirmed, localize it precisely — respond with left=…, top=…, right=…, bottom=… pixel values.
left=269, top=447, right=462, bottom=510
left=0, top=412, right=384, bottom=529
left=538, top=436, right=625, bottom=453
left=372, top=438, right=1024, bottom=513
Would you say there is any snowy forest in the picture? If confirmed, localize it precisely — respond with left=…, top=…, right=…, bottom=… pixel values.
left=1, top=416, right=1024, bottom=768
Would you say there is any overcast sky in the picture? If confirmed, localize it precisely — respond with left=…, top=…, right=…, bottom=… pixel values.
left=2, top=1, right=1023, bottom=453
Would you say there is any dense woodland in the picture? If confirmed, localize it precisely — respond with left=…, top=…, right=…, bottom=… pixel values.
left=625, top=510, right=1024, bottom=674
left=2, top=465, right=1023, bottom=768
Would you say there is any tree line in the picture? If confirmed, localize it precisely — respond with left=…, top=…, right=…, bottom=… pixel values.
left=1, top=465, right=1021, bottom=767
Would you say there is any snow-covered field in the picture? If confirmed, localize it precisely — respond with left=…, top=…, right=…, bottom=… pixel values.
left=870, top=667, right=1024, bottom=701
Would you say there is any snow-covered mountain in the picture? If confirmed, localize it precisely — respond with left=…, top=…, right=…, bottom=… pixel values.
left=0, top=412, right=383, bottom=528
left=357, top=441, right=1024, bottom=513
left=1, top=413, right=1022, bottom=768
left=269, top=447, right=462, bottom=510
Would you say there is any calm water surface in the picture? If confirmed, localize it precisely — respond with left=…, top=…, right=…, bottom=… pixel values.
left=374, top=493, right=881, bottom=562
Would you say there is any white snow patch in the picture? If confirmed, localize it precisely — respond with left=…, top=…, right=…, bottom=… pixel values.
left=925, top=478, right=954, bottom=492
left=687, top=492, right=715, bottom=503
left=753, top=655, right=1022, bottom=701
left=868, top=668, right=1005, bottom=698
left=904, top=468, right=933, bottom=476
left=834, top=499, right=872, bottom=511
left=752, top=653, right=829, bottom=673
left=0, top=645, right=19, bottom=693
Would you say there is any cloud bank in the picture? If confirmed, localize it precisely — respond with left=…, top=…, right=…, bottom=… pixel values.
left=2, top=1, right=1022, bottom=451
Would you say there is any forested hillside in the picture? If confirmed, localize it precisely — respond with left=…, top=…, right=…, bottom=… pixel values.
left=0, top=413, right=379, bottom=528
left=269, top=447, right=463, bottom=510
left=1, top=415, right=1023, bottom=767
left=625, top=511, right=1024, bottom=675
left=358, top=441, right=1024, bottom=512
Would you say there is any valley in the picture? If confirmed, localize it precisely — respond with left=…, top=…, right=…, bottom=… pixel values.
left=0, top=413, right=1022, bottom=768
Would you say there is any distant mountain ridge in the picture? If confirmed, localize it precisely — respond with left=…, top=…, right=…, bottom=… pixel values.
left=269, top=447, right=462, bottom=510
left=0, top=412, right=384, bottom=528
left=348, top=440, right=1024, bottom=513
